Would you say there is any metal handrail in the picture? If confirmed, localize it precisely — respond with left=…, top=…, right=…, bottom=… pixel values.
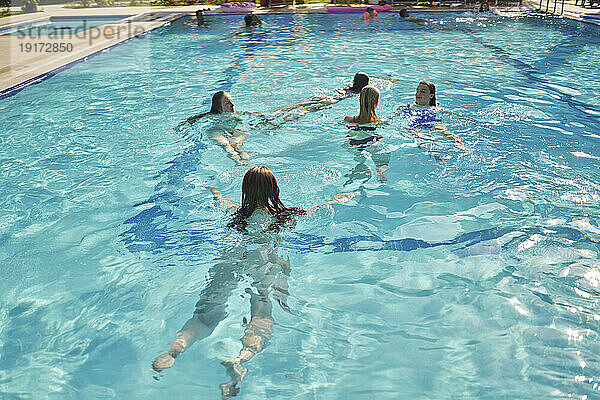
left=540, top=0, right=565, bottom=15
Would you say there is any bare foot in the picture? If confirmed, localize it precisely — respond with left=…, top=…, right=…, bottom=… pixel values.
left=152, top=353, right=176, bottom=372
left=152, top=338, right=186, bottom=372
left=219, top=360, right=247, bottom=398
left=220, top=380, right=241, bottom=399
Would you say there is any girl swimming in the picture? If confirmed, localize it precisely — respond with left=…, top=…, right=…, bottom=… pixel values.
left=152, top=166, right=355, bottom=398
left=345, top=85, right=382, bottom=124
left=187, top=90, right=236, bottom=123
left=185, top=91, right=275, bottom=164
left=399, top=81, right=469, bottom=152
left=273, top=72, right=370, bottom=124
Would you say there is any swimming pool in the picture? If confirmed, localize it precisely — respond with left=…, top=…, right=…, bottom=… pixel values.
left=0, top=16, right=130, bottom=36
left=1, top=11, right=599, bottom=399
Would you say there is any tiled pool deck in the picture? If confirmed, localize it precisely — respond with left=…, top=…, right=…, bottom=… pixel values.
left=0, top=1, right=597, bottom=97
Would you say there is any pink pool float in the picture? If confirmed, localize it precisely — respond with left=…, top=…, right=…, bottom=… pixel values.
left=327, top=4, right=393, bottom=12
left=220, top=2, right=257, bottom=13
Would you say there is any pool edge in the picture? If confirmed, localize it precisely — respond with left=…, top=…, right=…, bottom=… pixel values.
left=0, top=13, right=187, bottom=100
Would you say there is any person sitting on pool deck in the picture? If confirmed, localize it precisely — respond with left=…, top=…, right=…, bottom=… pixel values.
left=345, top=85, right=382, bottom=124
left=362, top=7, right=378, bottom=19
left=244, top=13, right=262, bottom=27
left=398, top=81, right=469, bottom=152
left=273, top=72, right=370, bottom=124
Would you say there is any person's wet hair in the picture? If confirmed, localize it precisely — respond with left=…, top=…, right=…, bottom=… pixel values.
left=228, top=166, right=305, bottom=233
left=210, top=91, right=228, bottom=113
left=349, top=72, right=369, bottom=93
left=419, top=81, right=437, bottom=106
left=244, top=13, right=262, bottom=26
left=479, top=2, right=489, bottom=11
left=399, top=8, right=409, bottom=17
left=359, top=85, right=380, bottom=121
left=366, top=7, right=374, bottom=13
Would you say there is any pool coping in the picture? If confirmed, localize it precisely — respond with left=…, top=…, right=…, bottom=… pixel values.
left=0, top=12, right=187, bottom=98
left=0, top=17, right=188, bottom=99
left=0, top=4, right=598, bottom=100
left=0, top=15, right=136, bottom=35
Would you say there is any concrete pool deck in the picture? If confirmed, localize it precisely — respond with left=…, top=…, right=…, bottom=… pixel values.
left=0, top=5, right=207, bottom=96
left=0, top=2, right=597, bottom=97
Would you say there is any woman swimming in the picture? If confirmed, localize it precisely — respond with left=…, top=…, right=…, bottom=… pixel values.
left=345, top=85, right=382, bottom=124
left=343, top=85, right=389, bottom=182
left=187, top=91, right=252, bottom=164
left=399, top=81, right=468, bottom=152
left=187, top=90, right=236, bottom=123
left=273, top=72, right=370, bottom=124
left=185, top=91, right=276, bottom=164
left=152, top=166, right=355, bottom=399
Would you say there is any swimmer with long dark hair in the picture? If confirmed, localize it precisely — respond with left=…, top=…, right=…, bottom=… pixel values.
left=185, top=91, right=277, bottom=164
left=362, top=7, right=378, bottom=19
left=244, top=13, right=262, bottom=27
left=398, top=8, right=429, bottom=24
left=152, top=166, right=355, bottom=399
left=187, top=90, right=236, bottom=123
left=185, top=91, right=252, bottom=163
left=273, top=72, right=370, bottom=124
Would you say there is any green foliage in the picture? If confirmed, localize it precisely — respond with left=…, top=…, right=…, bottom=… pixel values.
left=95, top=0, right=115, bottom=6
left=0, top=0, right=11, bottom=12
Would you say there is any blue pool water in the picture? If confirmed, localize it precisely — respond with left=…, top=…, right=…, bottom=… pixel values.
left=0, top=16, right=129, bottom=36
left=1, top=11, right=600, bottom=399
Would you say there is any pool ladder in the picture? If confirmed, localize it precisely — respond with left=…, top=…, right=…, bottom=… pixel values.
left=538, top=0, right=565, bottom=15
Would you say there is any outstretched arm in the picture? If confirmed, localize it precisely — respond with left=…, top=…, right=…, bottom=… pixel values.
left=273, top=90, right=344, bottom=114
left=306, top=192, right=357, bottom=214
left=205, top=185, right=239, bottom=210
left=433, top=123, right=470, bottom=153
left=186, top=111, right=210, bottom=124
left=274, top=92, right=348, bottom=125
left=240, top=110, right=280, bottom=127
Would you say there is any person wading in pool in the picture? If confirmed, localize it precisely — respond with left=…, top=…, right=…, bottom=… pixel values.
left=397, top=81, right=469, bottom=153
left=345, top=85, right=382, bottom=124
left=272, top=72, right=370, bottom=124
left=344, top=85, right=390, bottom=182
left=398, top=8, right=429, bottom=25
left=362, top=7, right=378, bottom=19
left=244, top=13, right=262, bottom=27
left=152, top=166, right=356, bottom=399
left=186, top=91, right=275, bottom=164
